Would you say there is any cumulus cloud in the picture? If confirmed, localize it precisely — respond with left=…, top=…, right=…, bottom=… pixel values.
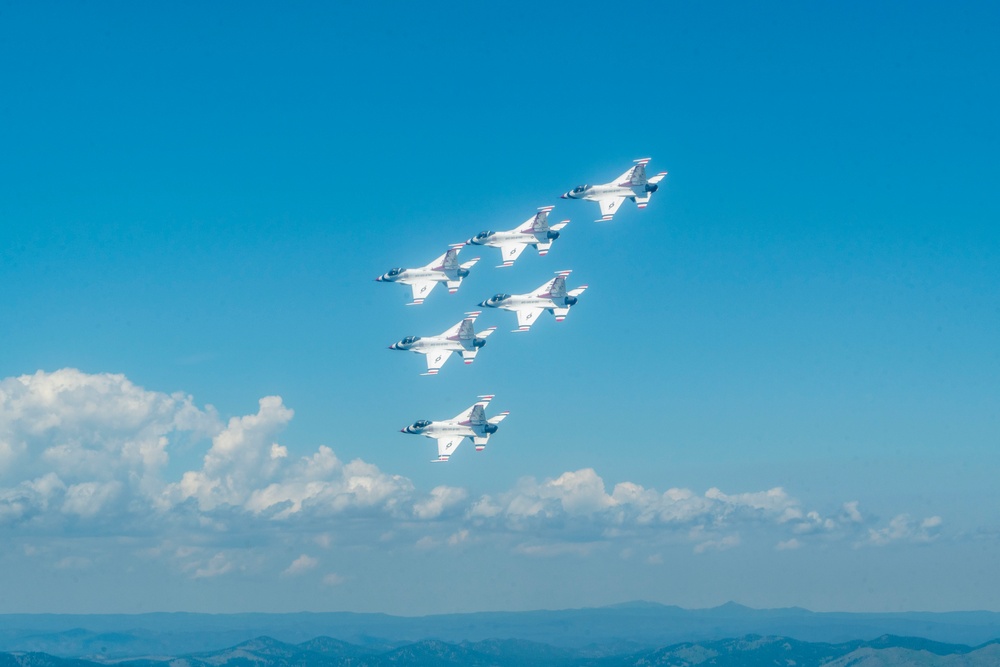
left=413, top=486, right=467, bottom=520
left=282, top=554, right=318, bottom=576
left=465, top=468, right=859, bottom=545
left=864, top=514, right=944, bottom=546
left=0, top=369, right=948, bottom=577
left=322, top=573, right=346, bottom=586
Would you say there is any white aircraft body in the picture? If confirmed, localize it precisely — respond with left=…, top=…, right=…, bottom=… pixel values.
left=389, top=311, right=497, bottom=375
left=561, top=157, right=667, bottom=222
left=478, top=270, right=588, bottom=333
left=467, top=206, right=570, bottom=268
left=376, top=245, right=480, bottom=305
left=401, top=395, right=510, bottom=462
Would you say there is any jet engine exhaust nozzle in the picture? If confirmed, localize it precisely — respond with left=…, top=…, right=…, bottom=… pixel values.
left=645, top=183, right=658, bottom=193
left=547, top=230, right=560, bottom=240
left=457, top=268, right=471, bottom=278
left=484, top=423, right=499, bottom=434
left=565, top=296, right=578, bottom=306
left=473, top=337, right=487, bottom=348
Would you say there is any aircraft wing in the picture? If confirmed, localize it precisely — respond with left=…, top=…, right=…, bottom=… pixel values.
left=597, top=197, right=626, bottom=221
left=497, top=243, right=528, bottom=267
left=422, top=350, right=453, bottom=375
left=434, top=436, right=465, bottom=462
left=409, top=281, right=437, bottom=305
left=514, top=307, right=545, bottom=332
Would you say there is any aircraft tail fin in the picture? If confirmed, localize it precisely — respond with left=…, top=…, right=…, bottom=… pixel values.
left=446, top=257, right=479, bottom=293
left=536, top=219, right=569, bottom=256
left=428, top=246, right=464, bottom=271
left=528, top=206, right=555, bottom=233
left=459, top=320, right=497, bottom=364
left=475, top=411, right=509, bottom=451
left=635, top=172, right=666, bottom=209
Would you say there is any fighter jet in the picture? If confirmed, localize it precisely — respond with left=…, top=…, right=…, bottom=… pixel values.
left=376, top=245, right=480, bottom=305
left=467, top=206, right=571, bottom=268
left=561, top=157, right=667, bottom=222
left=478, top=270, right=588, bottom=333
left=389, top=311, right=497, bottom=376
left=401, top=395, right=510, bottom=462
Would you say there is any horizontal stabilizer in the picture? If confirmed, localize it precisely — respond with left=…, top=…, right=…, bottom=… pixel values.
left=550, top=219, right=570, bottom=232
left=488, top=410, right=510, bottom=426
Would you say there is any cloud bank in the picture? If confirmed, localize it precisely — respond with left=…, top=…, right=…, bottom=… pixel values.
left=0, top=369, right=943, bottom=579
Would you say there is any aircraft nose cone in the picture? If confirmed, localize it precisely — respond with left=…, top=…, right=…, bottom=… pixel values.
left=560, top=193, right=568, bottom=199
left=478, top=301, right=488, bottom=307
left=388, top=343, right=397, bottom=349
left=400, top=428, right=407, bottom=433
left=375, top=276, right=383, bottom=282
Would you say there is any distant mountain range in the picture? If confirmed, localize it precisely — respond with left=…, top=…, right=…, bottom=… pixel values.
left=2, top=602, right=1000, bottom=663
left=3, top=634, right=1000, bottom=667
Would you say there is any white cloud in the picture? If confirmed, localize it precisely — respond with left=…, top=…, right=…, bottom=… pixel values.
left=413, top=486, right=467, bottom=520
left=694, top=534, right=741, bottom=554
left=322, top=573, right=345, bottom=586
left=864, top=514, right=944, bottom=546
left=192, top=552, right=234, bottom=579
left=776, top=538, right=802, bottom=550
left=282, top=554, right=318, bottom=576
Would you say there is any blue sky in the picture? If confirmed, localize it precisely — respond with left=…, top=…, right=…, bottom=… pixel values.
left=1, top=1, right=998, bottom=614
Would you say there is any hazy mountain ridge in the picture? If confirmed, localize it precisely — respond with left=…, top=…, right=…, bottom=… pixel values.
left=3, top=604, right=1000, bottom=659
left=5, top=634, right=1000, bottom=667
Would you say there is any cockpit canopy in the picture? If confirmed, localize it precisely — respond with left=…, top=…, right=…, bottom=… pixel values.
left=475, top=230, right=493, bottom=240
left=492, top=293, right=510, bottom=301
left=387, top=267, right=404, bottom=277
left=572, top=185, right=587, bottom=193
left=412, top=419, right=432, bottom=429
left=400, top=335, right=420, bottom=345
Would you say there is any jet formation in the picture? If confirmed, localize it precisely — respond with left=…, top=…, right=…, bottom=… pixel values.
left=378, top=158, right=666, bottom=461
